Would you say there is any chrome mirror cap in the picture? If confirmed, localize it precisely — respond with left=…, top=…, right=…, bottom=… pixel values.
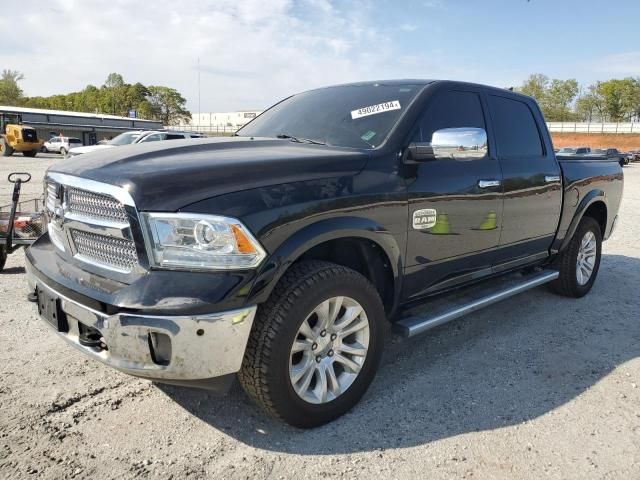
left=406, top=127, right=488, bottom=162
left=431, top=127, right=488, bottom=160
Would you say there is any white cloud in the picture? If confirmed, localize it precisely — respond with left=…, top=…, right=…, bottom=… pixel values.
left=399, top=24, right=418, bottom=32
left=0, top=0, right=446, bottom=112
left=593, top=51, right=640, bottom=76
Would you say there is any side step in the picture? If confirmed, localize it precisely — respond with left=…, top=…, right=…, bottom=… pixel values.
left=394, top=269, right=559, bottom=338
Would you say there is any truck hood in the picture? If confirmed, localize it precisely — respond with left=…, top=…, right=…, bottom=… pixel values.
left=48, top=137, right=369, bottom=211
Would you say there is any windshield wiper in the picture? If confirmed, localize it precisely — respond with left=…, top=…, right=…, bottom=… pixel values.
left=276, top=134, right=326, bottom=145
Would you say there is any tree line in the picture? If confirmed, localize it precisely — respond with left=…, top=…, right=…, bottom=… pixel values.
left=0, top=70, right=191, bottom=125
left=518, top=74, right=640, bottom=123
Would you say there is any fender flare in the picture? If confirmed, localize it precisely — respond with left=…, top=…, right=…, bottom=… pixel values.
left=559, top=189, right=608, bottom=253
left=246, top=216, right=403, bottom=310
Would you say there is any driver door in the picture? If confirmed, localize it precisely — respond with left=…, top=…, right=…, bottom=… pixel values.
left=403, top=89, right=503, bottom=300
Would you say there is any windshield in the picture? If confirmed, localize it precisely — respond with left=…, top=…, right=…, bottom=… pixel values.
left=108, top=132, right=142, bottom=146
left=237, top=84, right=423, bottom=149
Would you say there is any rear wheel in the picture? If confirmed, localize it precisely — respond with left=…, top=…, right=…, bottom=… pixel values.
left=0, top=138, right=13, bottom=157
left=550, top=216, right=602, bottom=298
left=239, top=260, right=385, bottom=428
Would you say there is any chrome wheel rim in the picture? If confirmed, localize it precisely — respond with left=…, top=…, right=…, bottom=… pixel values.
left=576, top=230, right=597, bottom=286
left=289, top=296, right=370, bottom=404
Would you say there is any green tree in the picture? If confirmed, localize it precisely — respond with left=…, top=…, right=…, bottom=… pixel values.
left=519, top=73, right=549, bottom=103
left=545, top=79, right=579, bottom=121
left=0, top=69, right=25, bottom=105
left=146, top=86, right=191, bottom=125
left=575, top=91, right=599, bottom=122
left=597, top=79, right=627, bottom=121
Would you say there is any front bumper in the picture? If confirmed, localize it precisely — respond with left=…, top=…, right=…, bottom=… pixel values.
left=27, top=268, right=256, bottom=389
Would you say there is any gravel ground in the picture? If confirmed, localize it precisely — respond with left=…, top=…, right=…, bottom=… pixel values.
left=1, top=154, right=639, bottom=480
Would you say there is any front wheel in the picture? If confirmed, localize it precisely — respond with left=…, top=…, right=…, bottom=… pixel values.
left=23, top=149, right=37, bottom=158
left=550, top=216, right=602, bottom=298
left=0, top=138, right=13, bottom=157
left=239, top=261, right=385, bottom=428
left=60, top=148, right=67, bottom=156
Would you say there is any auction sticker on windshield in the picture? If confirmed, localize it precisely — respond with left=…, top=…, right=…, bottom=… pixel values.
left=351, top=100, right=401, bottom=119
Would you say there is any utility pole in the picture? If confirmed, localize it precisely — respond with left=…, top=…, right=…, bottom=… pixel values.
left=197, top=57, right=201, bottom=129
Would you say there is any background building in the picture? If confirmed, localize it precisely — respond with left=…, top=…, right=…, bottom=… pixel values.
left=183, top=110, right=263, bottom=134
left=0, top=106, right=162, bottom=145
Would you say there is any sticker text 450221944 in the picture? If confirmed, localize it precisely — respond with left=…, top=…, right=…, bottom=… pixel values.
left=351, top=100, right=401, bottom=120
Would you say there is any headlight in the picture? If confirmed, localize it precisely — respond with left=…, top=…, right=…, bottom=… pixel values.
left=141, top=212, right=266, bottom=270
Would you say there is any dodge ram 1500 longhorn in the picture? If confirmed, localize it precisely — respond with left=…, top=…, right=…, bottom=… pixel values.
left=26, top=80, right=623, bottom=427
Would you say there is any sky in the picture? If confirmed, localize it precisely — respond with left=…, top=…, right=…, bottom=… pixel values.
left=1, top=0, right=639, bottom=113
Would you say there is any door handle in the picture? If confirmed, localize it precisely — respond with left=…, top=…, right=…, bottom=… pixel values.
left=478, top=180, right=501, bottom=188
left=544, top=175, right=561, bottom=183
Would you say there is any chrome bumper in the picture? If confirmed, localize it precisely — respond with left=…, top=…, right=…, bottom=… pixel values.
left=27, top=274, right=256, bottom=382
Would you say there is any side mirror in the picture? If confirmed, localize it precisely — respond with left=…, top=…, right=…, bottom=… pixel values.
left=405, top=127, right=488, bottom=162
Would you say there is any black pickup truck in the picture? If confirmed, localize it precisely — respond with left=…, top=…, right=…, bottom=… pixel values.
left=26, top=80, right=623, bottom=427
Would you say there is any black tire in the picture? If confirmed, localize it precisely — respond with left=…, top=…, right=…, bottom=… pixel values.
left=41, top=146, right=47, bottom=153
left=23, top=150, right=37, bottom=158
left=0, top=138, right=13, bottom=157
left=238, top=260, right=385, bottom=428
left=550, top=216, right=602, bottom=298
left=0, top=246, right=6, bottom=272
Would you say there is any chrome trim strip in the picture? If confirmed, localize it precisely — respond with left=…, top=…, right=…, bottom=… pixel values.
left=47, top=172, right=136, bottom=207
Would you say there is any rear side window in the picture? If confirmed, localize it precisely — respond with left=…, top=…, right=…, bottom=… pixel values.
left=165, top=134, right=185, bottom=140
left=488, top=95, right=543, bottom=157
left=414, top=90, right=486, bottom=143
left=69, top=139, right=82, bottom=144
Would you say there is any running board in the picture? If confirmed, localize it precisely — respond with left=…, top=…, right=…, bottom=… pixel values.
left=394, top=270, right=559, bottom=338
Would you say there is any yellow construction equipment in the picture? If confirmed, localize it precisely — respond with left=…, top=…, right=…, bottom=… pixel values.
left=0, top=113, right=43, bottom=158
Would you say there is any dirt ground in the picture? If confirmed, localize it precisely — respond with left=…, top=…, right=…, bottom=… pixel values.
left=551, top=132, right=640, bottom=151
left=1, top=153, right=639, bottom=480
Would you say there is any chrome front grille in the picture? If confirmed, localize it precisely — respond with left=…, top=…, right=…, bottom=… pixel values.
left=44, top=173, right=142, bottom=276
left=45, top=182, right=57, bottom=213
left=66, top=187, right=129, bottom=224
left=70, top=230, right=138, bottom=272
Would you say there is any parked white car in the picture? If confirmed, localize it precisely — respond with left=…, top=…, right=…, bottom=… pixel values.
left=43, top=136, right=83, bottom=155
left=134, top=131, right=204, bottom=143
left=67, top=130, right=203, bottom=157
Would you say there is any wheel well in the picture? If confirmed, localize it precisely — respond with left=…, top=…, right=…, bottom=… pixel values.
left=583, top=201, right=607, bottom=236
left=295, top=237, right=395, bottom=315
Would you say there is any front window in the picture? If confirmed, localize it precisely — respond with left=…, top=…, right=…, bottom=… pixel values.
left=237, top=83, right=423, bottom=149
left=108, top=132, right=142, bottom=146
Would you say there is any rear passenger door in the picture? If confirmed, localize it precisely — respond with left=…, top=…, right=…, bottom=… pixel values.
left=486, top=94, right=562, bottom=262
